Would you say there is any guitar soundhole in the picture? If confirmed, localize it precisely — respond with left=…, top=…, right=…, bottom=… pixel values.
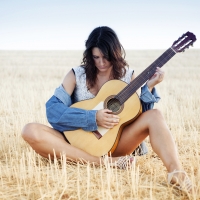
left=105, top=97, right=124, bottom=114
left=107, top=98, right=121, bottom=112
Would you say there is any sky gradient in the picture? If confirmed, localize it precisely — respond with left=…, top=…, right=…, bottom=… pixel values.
left=0, top=0, right=199, bottom=50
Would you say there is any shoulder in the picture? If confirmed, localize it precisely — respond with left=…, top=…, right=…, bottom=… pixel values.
left=72, top=66, right=86, bottom=85
left=62, top=69, right=76, bottom=96
left=124, top=66, right=134, bottom=76
left=121, top=67, right=134, bottom=83
left=72, top=66, right=85, bottom=76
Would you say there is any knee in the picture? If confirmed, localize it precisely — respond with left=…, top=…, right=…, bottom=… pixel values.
left=21, top=123, right=41, bottom=143
left=147, top=109, right=164, bottom=121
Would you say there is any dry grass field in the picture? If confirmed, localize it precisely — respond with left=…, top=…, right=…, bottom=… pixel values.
left=0, top=49, right=200, bottom=199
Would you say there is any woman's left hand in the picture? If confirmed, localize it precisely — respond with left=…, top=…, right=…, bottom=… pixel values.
left=147, top=67, right=165, bottom=91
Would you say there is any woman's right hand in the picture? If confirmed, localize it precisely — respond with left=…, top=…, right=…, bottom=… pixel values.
left=96, top=109, right=120, bottom=129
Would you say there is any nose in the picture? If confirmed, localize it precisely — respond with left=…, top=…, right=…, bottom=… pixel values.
left=99, top=58, right=105, bottom=65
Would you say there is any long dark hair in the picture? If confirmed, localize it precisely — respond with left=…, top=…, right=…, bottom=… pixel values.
left=81, top=26, right=128, bottom=89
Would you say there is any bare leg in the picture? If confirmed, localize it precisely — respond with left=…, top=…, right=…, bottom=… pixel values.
left=22, top=123, right=101, bottom=162
left=113, top=109, right=182, bottom=173
left=21, top=123, right=120, bottom=164
left=113, top=109, right=194, bottom=192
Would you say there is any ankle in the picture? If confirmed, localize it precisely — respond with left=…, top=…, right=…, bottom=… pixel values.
left=167, top=163, right=182, bottom=173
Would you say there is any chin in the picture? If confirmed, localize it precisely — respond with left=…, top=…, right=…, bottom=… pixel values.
left=97, top=66, right=112, bottom=71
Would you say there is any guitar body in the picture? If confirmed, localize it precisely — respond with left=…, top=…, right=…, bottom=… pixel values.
left=64, top=80, right=142, bottom=157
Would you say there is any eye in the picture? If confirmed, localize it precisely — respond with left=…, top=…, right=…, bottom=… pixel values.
left=103, top=56, right=107, bottom=60
left=93, top=56, right=99, bottom=59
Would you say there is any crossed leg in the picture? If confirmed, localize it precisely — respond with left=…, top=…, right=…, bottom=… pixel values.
left=22, top=108, right=181, bottom=172
left=22, top=123, right=102, bottom=163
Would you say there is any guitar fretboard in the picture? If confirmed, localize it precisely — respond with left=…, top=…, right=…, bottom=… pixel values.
left=115, top=48, right=176, bottom=105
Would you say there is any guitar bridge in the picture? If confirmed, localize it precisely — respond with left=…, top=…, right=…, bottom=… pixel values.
left=92, top=130, right=102, bottom=140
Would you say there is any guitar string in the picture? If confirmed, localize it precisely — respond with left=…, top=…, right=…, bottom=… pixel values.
left=106, top=48, right=175, bottom=110
left=115, top=48, right=176, bottom=104
left=118, top=49, right=175, bottom=104
left=116, top=48, right=173, bottom=100
left=107, top=99, right=120, bottom=111
left=106, top=49, right=175, bottom=110
left=107, top=48, right=175, bottom=108
left=119, top=34, right=196, bottom=102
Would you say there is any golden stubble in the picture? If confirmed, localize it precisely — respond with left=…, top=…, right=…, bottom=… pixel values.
left=0, top=50, right=199, bottom=199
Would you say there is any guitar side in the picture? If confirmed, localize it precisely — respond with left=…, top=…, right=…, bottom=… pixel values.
left=63, top=80, right=142, bottom=157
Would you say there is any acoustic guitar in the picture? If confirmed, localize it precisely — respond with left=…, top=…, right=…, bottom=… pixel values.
left=64, top=32, right=196, bottom=157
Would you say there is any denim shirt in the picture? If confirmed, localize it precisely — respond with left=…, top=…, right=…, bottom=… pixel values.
left=46, top=83, right=160, bottom=155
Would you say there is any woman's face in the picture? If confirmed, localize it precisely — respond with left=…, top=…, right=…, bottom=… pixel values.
left=92, top=47, right=112, bottom=72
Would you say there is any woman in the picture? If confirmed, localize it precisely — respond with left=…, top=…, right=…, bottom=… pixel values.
left=22, top=26, right=192, bottom=193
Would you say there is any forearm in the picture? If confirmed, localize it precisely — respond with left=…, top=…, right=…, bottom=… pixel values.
left=146, top=82, right=153, bottom=93
left=46, top=96, right=98, bottom=132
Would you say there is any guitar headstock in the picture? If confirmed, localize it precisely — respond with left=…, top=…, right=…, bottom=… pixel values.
left=171, top=32, right=197, bottom=53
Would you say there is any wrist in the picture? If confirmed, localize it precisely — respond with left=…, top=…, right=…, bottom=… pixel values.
left=147, top=83, right=153, bottom=92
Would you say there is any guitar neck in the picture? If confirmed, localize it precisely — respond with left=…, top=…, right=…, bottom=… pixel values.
left=116, top=48, right=176, bottom=104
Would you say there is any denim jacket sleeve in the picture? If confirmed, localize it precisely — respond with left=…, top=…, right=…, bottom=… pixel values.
left=46, top=85, right=98, bottom=133
left=140, top=83, right=161, bottom=112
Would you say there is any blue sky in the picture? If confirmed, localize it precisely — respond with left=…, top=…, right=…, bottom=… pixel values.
left=0, top=0, right=199, bottom=50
